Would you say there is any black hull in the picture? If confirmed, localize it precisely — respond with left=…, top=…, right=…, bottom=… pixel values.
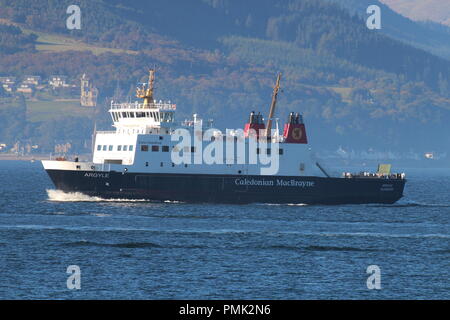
left=44, top=170, right=406, bottom=205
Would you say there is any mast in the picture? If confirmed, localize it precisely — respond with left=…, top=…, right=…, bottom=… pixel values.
left=136, top=69, right=155, bottom=107
left=265, top=72, right=282, bottom=137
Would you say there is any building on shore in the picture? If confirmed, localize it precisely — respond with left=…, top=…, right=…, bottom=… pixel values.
left=16, top=84, right=33, bottom=94
left=0, top=77, right=16, bottom=84
left=23, top=76, right=41, bottom=86
left=49, top=75, right=69, bottom=88
left=0, top=77, right=16, bottom=92
left=80, top=73, right=98, bottom=107
left=1, top=83, right=14, bottom=92
left=54, top=142, right=72, bottom=154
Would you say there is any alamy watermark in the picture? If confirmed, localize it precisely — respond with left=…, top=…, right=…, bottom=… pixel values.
left=366, top=5, right=381, bottom=30
left=366, top=265, right=381, bottom=290
left=66, top=5, right=81, bottom=30
left=66, top=265, right=81, bottom=290
left=170, top=122, right=280, bottom=175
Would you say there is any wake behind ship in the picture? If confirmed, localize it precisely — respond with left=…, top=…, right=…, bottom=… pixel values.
left=42, top=70, right=406, bottom=204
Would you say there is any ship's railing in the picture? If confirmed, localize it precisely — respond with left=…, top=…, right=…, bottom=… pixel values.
left=343, top=172, right=406, bottom=179
left=96, top=131, right=116, bottom=135
left=110, top=101, right=176, bottom=111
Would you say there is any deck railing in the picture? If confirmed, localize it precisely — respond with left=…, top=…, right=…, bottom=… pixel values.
left=110, top=101, right=176, bottom=111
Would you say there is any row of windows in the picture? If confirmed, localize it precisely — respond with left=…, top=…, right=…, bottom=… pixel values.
left=144, top=162, right=189, bottom=168
left=97, top=144, right=284, bottom=155
left=97, top=145, right=134, bottom=152
left=140, top=145, right=170, bottom=152
left=111, top=111, right=174, bottom=122
left=139, top=145, right=284, bottom=155
left=140, top=145, right=198, bottom=153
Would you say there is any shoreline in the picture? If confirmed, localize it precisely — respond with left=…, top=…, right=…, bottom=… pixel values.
left=0, top=155, right=49, bottom=161
left=0, top=154, right=91, bottom=161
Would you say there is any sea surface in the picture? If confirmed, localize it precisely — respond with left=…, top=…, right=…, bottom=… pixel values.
left=0, top=160, right=448, bottom=299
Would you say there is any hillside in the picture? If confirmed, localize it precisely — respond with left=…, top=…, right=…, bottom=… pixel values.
left=1, top=0, right=450, bottom=155
left=325, top=0, right=450, bottom=61
left=381, top=0, right=450, bottom=26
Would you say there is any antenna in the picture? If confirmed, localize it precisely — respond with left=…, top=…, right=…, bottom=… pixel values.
left=136, top=68, right=156, bottom=107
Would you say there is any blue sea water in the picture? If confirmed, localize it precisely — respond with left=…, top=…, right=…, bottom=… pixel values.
left=0, top=160, right=448, bottom=299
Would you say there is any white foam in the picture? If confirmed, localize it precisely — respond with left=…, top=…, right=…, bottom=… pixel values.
left=46, top=189, right=148, bottom=202
left=47, top=189, right=103, bottom=202
left=256, top=203, right=308, bottom=206
left=91, top=213, right=112, bottom=217
left=163, top=200, right=185, bottom=204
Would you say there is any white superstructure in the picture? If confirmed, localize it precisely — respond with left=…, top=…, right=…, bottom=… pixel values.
left=44, top=70, right=325, bottom=178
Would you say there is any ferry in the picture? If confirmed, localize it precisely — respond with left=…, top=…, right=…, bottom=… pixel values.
left=42, top=70, right=406, bottom=204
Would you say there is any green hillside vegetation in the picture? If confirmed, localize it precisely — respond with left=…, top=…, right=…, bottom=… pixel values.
left=30, top=29, right=137, bottom=55
left=326, top=0, right=450, bottom=61
left=0, top=18, right=137, bottom=55
left=381, top=0, right=450, bottom=26
left=26, top=100, right=94, bottom=122
left=0, top=23, right=37, bottom=54
left=0, top=0, right=450, bottom=153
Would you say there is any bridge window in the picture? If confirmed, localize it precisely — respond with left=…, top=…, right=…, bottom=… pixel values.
left=123, top=145, right=128, bottom=151
left=279, top=149, right=284, bottom=155
left=108, top=145, right=113, bottom=151
left=102, top=145, right=107, bottom=151
left=129, top=145, right=134, bottom=151
left=152, top=145, right=159, bottom=152
left=117, top=145, right=122, bottom=151
left=162, top=146, right=169, bottom=152
left=97, top=145, right=101, bottom=151
left=141, top=145, right=148, bottom=152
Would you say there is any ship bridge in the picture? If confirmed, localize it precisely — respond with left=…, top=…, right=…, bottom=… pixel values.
left=109, top=100, right=176, bottom=133
left=108, top=69, right=177, bottom=135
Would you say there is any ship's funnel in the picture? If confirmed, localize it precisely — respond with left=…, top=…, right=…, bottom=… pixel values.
left=283, top=112, right=308, bottom=144
left=244, top=111, right=265, bottom=138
